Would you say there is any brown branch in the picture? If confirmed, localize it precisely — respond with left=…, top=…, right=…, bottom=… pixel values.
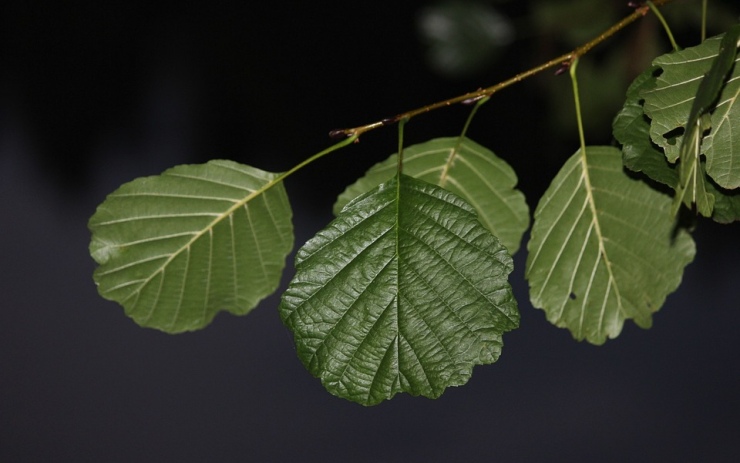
left=329, top=0, right=675, bottom=139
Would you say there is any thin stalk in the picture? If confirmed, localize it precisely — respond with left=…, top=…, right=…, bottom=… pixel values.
left=274, top=133, right=358, bottom=185
left=460, top=96, right=490, bottom=140
left=569, top=58, right=587, bottom=155
left=701, top=0, right=707, bottom=42
left=647, top=1, right=680, bottom=51
left=397, top=117, right=408, bottom=174
left=330, top=0, right=676, bottom=139
left=449, top=96, right=490, bottom=173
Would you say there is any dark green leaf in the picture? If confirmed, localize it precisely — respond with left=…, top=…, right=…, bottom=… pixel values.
left=89, top=160, right=294, bottom=333
left=708, top=176, right=740, bottom=223
left=613, top=66, right=678, bottom=188
left=282, top=174, right=518, bottom=405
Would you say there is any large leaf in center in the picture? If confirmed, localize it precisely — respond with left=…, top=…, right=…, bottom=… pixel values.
left=280, top=174, right=518, bottom=405
left=526, top=146, right=695, bottom=344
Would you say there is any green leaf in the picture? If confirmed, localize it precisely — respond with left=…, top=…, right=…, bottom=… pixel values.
left=707, top=175, right=740, bottom=223
left=612, top=66, right=678, bottom=188
left=670, top=26, right=740, bottom=215
left=672, top=113, right=715, bottom=216
left=702, top=25, right=740, bottom=189
left=89, top=160, right=294, bottom=333
left=642, top=31, right=740, bottom=188
left=333, top=137, right=529, bottom=253
left=525, top=146, right=695, bottom=344
left=281, top=174, right=518, bottom=405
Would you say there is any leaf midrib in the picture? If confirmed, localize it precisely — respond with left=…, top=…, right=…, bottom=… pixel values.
left=579, top=148, right=624, bottom=331
left=125, top=169, right=283, bottom=304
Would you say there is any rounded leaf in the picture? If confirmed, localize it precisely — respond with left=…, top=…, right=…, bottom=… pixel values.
left=526, top=147, right=695, bottom=344
left=282, top=174, right=518, bottom=405
left=89, top=160, right=294, bottom=333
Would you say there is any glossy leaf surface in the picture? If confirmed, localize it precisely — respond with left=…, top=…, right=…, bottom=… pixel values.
left=334, top=137, right=529, bottom=253
left=282, top=174, right=518, bottom=405
left=526, top=146, right=695, bottom=344
left=89, top=160, right=293, bottom=333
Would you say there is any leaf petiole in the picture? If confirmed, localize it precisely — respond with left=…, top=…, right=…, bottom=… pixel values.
left=646, top=0, right=680, bottom=51
left=569, top=58, right=587, bottom=155
left=274, top=133, right=359, bottom=186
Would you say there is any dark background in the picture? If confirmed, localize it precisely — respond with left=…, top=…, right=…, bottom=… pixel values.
left=1, top=1, right=739, bottom=461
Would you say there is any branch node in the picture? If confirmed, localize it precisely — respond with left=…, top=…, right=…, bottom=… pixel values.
left=329, top=129, right=352, bottom=139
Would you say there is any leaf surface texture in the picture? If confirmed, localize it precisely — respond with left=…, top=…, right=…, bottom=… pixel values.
left=282, top=174, right=518, bottom=405
left=89, top=160, right=294, bottom=333
left=526, top=147, right=695, bottom=344
left=642, top=32, right=740, bottom=189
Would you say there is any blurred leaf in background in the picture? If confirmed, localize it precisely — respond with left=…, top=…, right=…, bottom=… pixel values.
left=417, top=1, right=514, bottom=78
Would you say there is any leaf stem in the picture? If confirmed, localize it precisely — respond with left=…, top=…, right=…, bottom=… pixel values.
left=275, top=134, right=359, bottom=185
left=460, top=96, right=489, bottom=140
left=397, top=117, right=409, bottom=174
left=646, top=1, right=680, bottom=51
left=569, top=58, right=587, bottom=155
left=330, top=0, right=675, bottom=139
left=701, top=0, right=707, bottom=42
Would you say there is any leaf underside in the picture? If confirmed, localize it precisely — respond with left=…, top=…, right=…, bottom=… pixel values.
left=642, top=32, right=740, bottom=189
left=282, top=174, right=518, bottom=406
left=526, top=146, right=695, bottom=344
left=615, top=34, right=740, bottom=222
left=334, top=137, right=529, bottom=254
left=89, top=160, right=294, bottom=333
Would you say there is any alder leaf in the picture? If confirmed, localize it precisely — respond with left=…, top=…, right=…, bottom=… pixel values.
left=700, top=25, right=740, bottom=189
left=89, top=160, right=294, bottom=333
left=281, top=174, right=518, bottom=405
left=615, top=64, right=736, bottom=222
left=672, top=113, right=715, bottom=216
left=525, top=146, right=695, bottom=344
left=707, top=175, right=740, bottom=223
left=612, top=66, right=678, bottom=188
left=334, top=137, right=529, bottom=253
left=642, top=31, right=740, bottom=188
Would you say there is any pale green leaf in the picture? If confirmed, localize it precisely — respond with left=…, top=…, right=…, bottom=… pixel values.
left=702, top=25, right=740, bottom=189
left=642, top=32, right=740, bottom=187
left=525, top=146, right=695, bottom=344
left=281, top=174, right=518, bottom=405
left=333, top=137, right=529, bottom=253
left=672, top=114, right=715, bottom=216
left=89, top=160, right=294, bottom=333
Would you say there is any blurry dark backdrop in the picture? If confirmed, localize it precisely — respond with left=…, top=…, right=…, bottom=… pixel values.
left=1, top=1, right=739, bottom=461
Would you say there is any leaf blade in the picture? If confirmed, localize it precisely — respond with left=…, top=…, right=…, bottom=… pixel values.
left=283, top=174, right=518, bottom=405
left=526, top=146, right=695, bottom=344
left=642, top=30, right=740, bottom=194
left=613, top=66, right=679, bottom=188
left=89, top=160, right=294, bottom=333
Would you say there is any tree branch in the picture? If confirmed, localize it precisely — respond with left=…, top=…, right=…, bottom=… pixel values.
left=329, top=0, right=675, bottom=139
